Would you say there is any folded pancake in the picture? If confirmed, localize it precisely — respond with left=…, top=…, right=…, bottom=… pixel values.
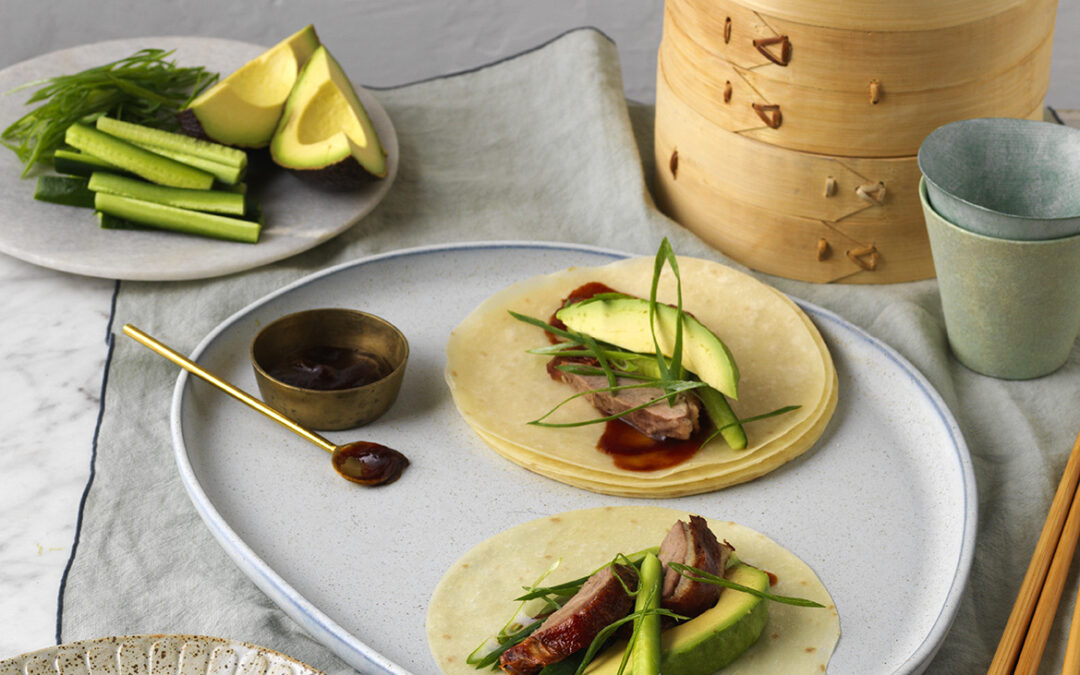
left=445, top=255, right=836, bottom=496
left=425, top=506, right=840, bottom=674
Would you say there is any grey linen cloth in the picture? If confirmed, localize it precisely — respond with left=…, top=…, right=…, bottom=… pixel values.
left=60, top=28, right=1080, bottom=674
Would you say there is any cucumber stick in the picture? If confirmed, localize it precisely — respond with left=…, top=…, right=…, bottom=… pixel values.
left=95, top=192, right=260, bottom=243
left=34, top=175, right=95, bottom=208
left=631, top=553, right=662, bottom=675
left=65, top=123, right=214, bottom=189
left=133, top=144, right=244, bottom=184
left=97, top=211, right=151, bottom=230
left=95, top=116, right=247, bottom=169
left=53, top=149, right=128, bottom=178
left=88, top=172, right=246, bottom=215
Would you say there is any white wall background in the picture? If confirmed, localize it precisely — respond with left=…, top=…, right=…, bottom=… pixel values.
left=0, top=0, right=1077, bottom=108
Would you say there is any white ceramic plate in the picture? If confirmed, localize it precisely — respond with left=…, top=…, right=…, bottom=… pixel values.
left=0, top=37, right=397, bottom=281
left=172, top=242, right=976, bottom=674
left=0, top=634, right=323, bottom=675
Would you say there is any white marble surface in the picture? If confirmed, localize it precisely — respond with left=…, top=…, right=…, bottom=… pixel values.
left=0, top=255, right=112, bottom=658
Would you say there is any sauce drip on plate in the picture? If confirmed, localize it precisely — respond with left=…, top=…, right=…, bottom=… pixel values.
left=267, top=345, right=391, bottom=390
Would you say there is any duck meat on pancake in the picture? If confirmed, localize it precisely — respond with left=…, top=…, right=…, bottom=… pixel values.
left=658, top=514, right=733, bottom=618
left=547, top=355, right=701, bottom=440
left=499, top=563, right=638, bottom=674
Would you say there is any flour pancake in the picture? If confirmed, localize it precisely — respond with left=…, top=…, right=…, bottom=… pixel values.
left=464, top=299, right=837, bottom=495
left=468, top=379, right=834, bottom=498
left=425, top=506, right=840, bottom=674
left=445, top=256, right=835, bottom=493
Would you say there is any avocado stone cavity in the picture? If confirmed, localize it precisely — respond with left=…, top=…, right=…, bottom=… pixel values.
left=556, top=296, right=740, bottom=399
left=269, top=45, right=387, bottom=187
left=178, top=25, right=320, bottom=148
left=585, top=564, right=769, bottom=675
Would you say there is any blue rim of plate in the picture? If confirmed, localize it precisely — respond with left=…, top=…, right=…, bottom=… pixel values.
left=170, top=240, right=976, bottom=674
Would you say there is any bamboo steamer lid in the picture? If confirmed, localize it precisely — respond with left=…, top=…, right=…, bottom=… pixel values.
left=666, top=0, right=1056, bottom=95
left=660, top=15, right=1053, bottom=157
left=731, top=0, right=1027, bottom=31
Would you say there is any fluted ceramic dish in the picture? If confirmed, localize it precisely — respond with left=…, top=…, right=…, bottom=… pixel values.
left=0, top=37, right=398, bottom=281
left=0, top=635, right=322, bottom=675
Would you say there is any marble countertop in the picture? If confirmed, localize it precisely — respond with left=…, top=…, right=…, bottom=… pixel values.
left=0, top=254, right=112, bottom=656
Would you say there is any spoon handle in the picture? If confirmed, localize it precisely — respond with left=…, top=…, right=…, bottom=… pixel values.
left=122, top=323, right=337, bottom=455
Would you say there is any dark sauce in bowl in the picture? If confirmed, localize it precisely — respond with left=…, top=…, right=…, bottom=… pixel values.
left=267, top=345, right=391, bottom=390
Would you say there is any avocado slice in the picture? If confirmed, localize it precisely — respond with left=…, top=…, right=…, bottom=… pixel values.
left=177, top=25, right=320, bottom=148
left=556, top=297, right=740, bottom=399
left=585, top=564, right=769, bottom=675
left=269, top=45, right=387, bottom=187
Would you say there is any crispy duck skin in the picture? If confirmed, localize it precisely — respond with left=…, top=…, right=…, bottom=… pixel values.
left=658, top=515, right=733, bottom=618
left=499, top=563, right=638, bottom=675
left=546, top=356, right=701, bottom=440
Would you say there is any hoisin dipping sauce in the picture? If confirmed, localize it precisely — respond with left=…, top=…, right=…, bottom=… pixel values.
left=548, top=281, right=707, bottom=471
left=266, top=345, right=391, bottom=391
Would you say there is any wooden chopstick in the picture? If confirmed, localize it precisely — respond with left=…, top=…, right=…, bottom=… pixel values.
left=988, top=430, right=1080, bottom=674
left=1062, top=578, right=1080, bottom=672
left=1015, top=455, right=1080, bottom=673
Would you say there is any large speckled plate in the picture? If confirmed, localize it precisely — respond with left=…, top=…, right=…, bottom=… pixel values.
left=0, top=37, right=397, bottom=280
left=172, top=242, right=975, bottom=674
left=0, top=635, right=323, bottom=675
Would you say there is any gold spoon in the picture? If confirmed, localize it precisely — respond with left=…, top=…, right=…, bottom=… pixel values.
left=123, top=323, right=409, bottom=486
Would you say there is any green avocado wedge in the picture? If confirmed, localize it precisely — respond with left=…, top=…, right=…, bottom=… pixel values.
left=178, top=25, right=320, bottom=148
left=584, top=564, right=769, bottom=675
left=556, top=296, right=740, bottom=400
left=269, top=45, right=387, bottom=188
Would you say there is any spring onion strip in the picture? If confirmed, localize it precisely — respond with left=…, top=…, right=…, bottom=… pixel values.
left=467, top=559, right=564, bottom=668
left=513, top=548, right=659, bottom=603
left=648, top=238, right=685, bottom=405
left=669, top=563, right=825, bottom=608
left=699, top=405, right=802, bottom=446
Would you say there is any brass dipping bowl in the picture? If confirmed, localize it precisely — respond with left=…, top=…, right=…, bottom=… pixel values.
left=250, top=308, right=409, bottom=430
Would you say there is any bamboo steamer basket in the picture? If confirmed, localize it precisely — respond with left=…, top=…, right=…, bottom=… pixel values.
left=654, top=0, right=1055, bottom=282
left=654, top=70, right=1043, bottom=283
left=654, top=58, right=1044, bottom=229
left=660, top=6, right=1054, bottom=157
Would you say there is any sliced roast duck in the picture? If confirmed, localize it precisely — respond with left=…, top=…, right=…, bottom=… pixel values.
left=499, top=563, right=638, bottom=674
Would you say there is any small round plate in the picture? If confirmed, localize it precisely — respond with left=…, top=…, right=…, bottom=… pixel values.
left=0, top=37, right=398, bottom=280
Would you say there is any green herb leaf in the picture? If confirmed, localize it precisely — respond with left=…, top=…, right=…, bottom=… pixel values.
left=669, top=563, right=825, bottom=607
left=648, top=238, right=686, bottom=406
left=2, top=48, right=218, bottom=176
left=700, top=404, right=802, bottom=446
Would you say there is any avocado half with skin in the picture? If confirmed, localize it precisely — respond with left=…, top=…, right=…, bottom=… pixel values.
left=269, top=45, right=387, bottom=188
left=177, top=25, right=320, bottom=148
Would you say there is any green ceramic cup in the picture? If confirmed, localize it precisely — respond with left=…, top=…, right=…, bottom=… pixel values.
left=920, top=178, right=1080, bottom=379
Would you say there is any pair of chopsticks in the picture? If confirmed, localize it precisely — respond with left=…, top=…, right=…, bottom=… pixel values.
left=989, top=430, right=1080, bottom=674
